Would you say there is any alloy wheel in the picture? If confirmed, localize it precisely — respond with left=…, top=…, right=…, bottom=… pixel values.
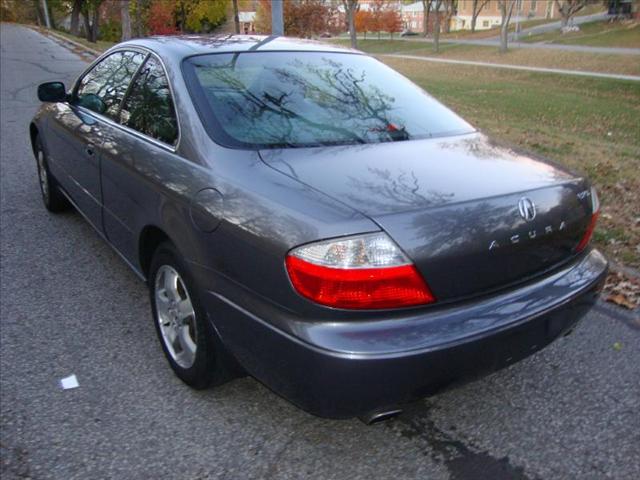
left=37, top=149, right=49, bottom=202
left=154, top=265, right=198, bottom=369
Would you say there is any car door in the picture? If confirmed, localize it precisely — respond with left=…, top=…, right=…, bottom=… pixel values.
left=45, top=50, right=146, bottom=231
left=100, top=54, right=180, bottom=265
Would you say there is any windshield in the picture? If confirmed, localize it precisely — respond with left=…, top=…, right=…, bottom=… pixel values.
left=183, top=51, right=474, bottom=149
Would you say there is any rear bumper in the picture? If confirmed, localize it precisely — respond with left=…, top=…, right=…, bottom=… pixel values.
left=201, top=249, right=607, bottom=418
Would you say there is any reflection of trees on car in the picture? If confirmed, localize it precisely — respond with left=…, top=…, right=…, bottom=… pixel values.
left=198, top=56, right=409, bottom=147
left=121, top=57, right=178, bottom=145
left=76, top=52, right=144, bottom=118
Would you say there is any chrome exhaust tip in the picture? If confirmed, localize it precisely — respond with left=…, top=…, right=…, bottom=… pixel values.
left=358, top=408, right=403, bottom=425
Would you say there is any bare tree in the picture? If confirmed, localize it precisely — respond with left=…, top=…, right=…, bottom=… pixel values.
left=70, top=0, right=83, bottom=35
left=470, top=0, right=489, bottom=33
left=554, top=0, right=588, bottom=28
left=433, top=0, right=442, bottom=52
left=498, top=0, right=516, bottom=53
left=121, top=0, right=132, bottom=41
left=442, top=0, right=455, bottom=33
left=342, top=0, right=359, bottom=48
left=82, top=0, right=102, bottom=43
left=232, top=0, right=240, bottom=34
left=421, top=0, right=433, bottom=37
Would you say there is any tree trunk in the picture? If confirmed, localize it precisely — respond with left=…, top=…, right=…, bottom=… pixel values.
left=433, top=13, right=440, bottom=52
left=433, top=0, right=441, bottom=52
left=348, top=6, right=357, bottom=48
left=88, top=5, right=99, bottom=42
left=70, top=0, right=82, bottom=35
left=421, top=0, right=428, bottom=37
left=34, top=0, right=44, bottom=26
left=83, top=11, right=91, bottom=39
left=443, top=0, right=451, bottom=34
left=499, top=1, right=515, bottom=53
left=471, top=0, right=478, bottom=32
left=560, top=13, right=569, bottom=28
left=121, top=0, right=131, bottom=41
left=232, top=0, right=240, bottom=34
left=499, top=20, right=508, bottom=52
left=133, top=0, right=142, bottom=37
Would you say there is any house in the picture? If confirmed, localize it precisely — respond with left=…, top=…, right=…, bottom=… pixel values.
left=397, top=1, right=562, bottom=34
left=238, top=11, right=256, bottom=34
left=399, top=1, right=451, bottom=33
left=454, top=0, right=560, bottom=31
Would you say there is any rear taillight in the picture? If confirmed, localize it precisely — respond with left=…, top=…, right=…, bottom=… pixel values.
left=285, top=232, right=435, bottom=309
left=576, top=186, right=600, bottom=253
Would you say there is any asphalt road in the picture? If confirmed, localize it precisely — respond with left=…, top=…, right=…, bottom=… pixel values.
left=1, top=23, right=640, bottom=480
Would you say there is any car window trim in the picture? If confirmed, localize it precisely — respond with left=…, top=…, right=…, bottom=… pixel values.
left=71, top=46, right=182, bottom=152
left=114, top=51, right=151, bottom=121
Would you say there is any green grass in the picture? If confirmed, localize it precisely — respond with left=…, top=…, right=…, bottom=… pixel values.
left=381, top=57, right=640, bottom=266
left=522, top=20, right=640, bottom=48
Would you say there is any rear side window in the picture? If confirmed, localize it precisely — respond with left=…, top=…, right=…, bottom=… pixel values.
left=120, top=56, right=178, bottom=146
left=75, top=51, right=145, bottom=118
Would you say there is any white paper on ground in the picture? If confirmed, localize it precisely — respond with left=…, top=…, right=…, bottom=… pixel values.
left=59, top=374, right=79, bottom=390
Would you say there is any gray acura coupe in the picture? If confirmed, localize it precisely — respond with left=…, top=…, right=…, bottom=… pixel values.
left=31, top=36, right=607, bottom=422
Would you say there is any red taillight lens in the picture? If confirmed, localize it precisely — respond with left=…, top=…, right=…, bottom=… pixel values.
left=576, top=186, right=600, bottom=253
left=576, top=211, right=599, bottom=253
left=286, top=256, right=434, bottom=309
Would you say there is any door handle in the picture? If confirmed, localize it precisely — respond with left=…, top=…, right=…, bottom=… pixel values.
left=85, top=145, right=95, bottom=157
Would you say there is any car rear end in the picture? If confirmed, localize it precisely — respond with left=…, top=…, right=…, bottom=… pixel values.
left=183, top=46, right=608, bottom=418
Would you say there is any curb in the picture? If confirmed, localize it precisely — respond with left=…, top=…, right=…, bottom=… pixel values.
left=30, top=26, right=101, bottom=57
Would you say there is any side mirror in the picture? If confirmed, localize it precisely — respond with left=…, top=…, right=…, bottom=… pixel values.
left=37, top=82, right=67, bottom=102
left=76, top=93, right=106, bottom=114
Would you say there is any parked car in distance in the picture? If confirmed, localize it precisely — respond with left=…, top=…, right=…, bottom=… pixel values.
left=400, top=30, right=419, bottom=36
left=31, top=35, right=607, bottom=422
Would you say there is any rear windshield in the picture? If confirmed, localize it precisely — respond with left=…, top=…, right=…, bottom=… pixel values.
left=183, top=51, right=474, bottom=149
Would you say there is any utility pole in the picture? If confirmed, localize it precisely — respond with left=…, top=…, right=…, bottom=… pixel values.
left=41, top=0, right=52, bottom=28
left=272, top=0, right=284, bottom=35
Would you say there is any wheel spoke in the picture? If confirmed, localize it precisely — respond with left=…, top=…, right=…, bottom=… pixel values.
left=163, top=269, right=180, bottom=302
left=177, top=325, right=196, bottom=365
left=155, top=291, right=171, bottom=316
left=176, top=298, right=194, bottom=321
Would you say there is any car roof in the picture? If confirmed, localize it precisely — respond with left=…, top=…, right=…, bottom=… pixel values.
left=116, top=35, right=359, bottom=62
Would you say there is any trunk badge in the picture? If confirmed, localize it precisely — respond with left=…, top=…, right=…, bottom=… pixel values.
left=518, top=197, right=537, bottom=222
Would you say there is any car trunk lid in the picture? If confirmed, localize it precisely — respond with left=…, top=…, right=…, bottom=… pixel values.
left=260, top=133, right=594, bottom=300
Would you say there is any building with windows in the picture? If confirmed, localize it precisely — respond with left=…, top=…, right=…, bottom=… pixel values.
left=397, top=0, right=562, bottom=34
left=454, top=0, right=560, bottom=31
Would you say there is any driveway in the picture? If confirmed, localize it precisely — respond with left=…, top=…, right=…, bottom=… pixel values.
left=1, top=23, right=639, bottom=480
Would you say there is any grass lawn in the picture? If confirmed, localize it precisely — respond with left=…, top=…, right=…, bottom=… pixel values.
left=522, top=20, right=640, bottom=48
left=380, top=57, right=640, bottom=267
left=332, top=39, right=640, bottom=76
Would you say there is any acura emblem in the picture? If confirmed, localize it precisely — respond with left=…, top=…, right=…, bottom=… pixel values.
left=518, top=197, right=536, bottom=222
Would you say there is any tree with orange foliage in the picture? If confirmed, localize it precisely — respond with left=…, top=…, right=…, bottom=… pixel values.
left=255, top=0, right=330, bottom=38
left=148, top=0, right=178, bottom=35
left=369, top=0, right=385, bottom=39
left=381, top=8, right=402, bottom=39
left=354, top=9, right=372, bottom=39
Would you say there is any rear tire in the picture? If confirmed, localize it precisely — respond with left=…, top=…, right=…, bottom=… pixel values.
left=149, top=241, right=230, bottom=389
left=34, top=136, right=70, bottom=213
